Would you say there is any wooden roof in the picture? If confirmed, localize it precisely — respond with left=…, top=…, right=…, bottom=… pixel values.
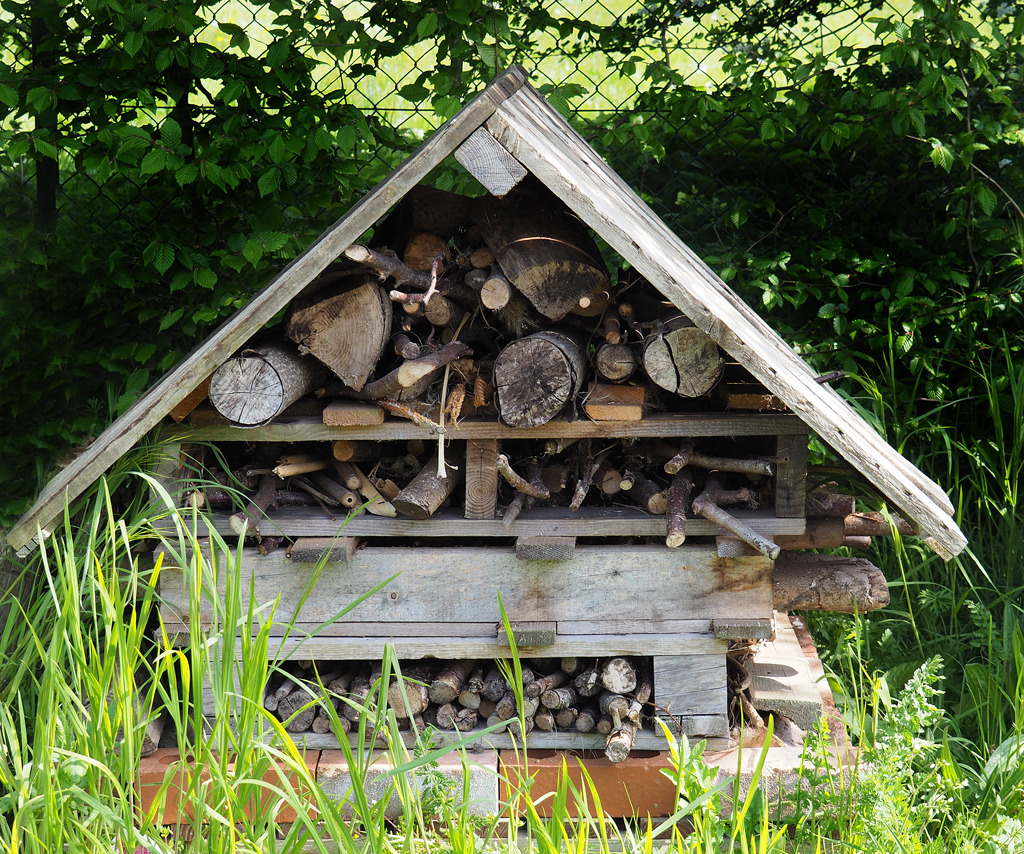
left=7, top=66, right=966, bottom=559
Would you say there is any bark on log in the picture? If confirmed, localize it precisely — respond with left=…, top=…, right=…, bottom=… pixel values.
left=642, top=316, right=723, bottom=397
left=277, top=686, right=316, bottom=733
left=575, top=707, right=598, bottom=733
left=429, top=660, right=478, bottom=705
left=388, top=663, right=432, bottom=718
left=573, top=664, right=602, bottom=697
left=805, top=489, right=856, bottom=518
left=666, top=468, right=695, bottom=548
left=308, top=473, right=359, bottom=508
left=844, top=511, right=915, bottom=537
left=391, top=453, right=463, bottom=520
left=210, top=343, right=327, bottom=427
left=540, top=685, right=578, bottom=710
left=595, top=343, right=637, bottom=382
left=599, top=657, right=638, bottom=694
left=774, top=517, right=846, bottom=549
left=554, top=708, right=578, bottom=729
left=692, top=474, right=780, bottom=559
left=525, top=670, right=568, bottom=699
left=605, top=720, right=638, bottom=763
left=482, top=668, right=506, bottom=702
left=625, top=473, right=667, bottom=515
left=477, top=184, right=610, bottom=320
left=599, top=691, right=630, bottom=726
left=494, top=331, right=586, bottom=427
left=286, top=280, right=391, bottom=392
left=229, top=474, right=282, bottom=538
left=773, top=552, right=889, bottom=613
left=361, top=342, right=472, bottom=400
left=535, top=707, right=556, bottom=731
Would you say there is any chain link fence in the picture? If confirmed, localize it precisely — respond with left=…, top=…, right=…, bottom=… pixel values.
left=2, top=0, right=914, bottom=252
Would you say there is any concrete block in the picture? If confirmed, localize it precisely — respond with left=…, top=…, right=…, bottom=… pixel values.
left=317, top=748, right=499, bottom=820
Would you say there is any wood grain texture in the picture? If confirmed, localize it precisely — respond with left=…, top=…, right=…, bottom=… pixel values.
left=515, top=536, right=575, bottom=560
left=167, top=411, right=805, bottom=442
left=464, top=439, right=499, bottom=519
left=485, top=83, right=963, bottom=557
left=653, top=654, right=727, bottom=719
left=774, top=433, right=809, bottom=518
left=748, top=612, right=823, bottom=729
left=150, top=505, right=805, bottom=540
left=7, top=66, right=530, bottom=555
left=157, top=545, right=774, bottom=627
left=454, top=127, right=527, bottom=196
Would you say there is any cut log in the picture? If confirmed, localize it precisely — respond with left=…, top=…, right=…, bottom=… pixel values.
left=535, top=707, right=556, bottom=731
left=596, top=714, right=614, bottom=735
left=348, top=464, right=397, bottom=517
left=599, top=658, right=638, bottom=695
left=277, top=686, right=316, bottom=733
left=403, top=231, right=450, bottom=272
left=540, top=685, right=578, bottom=710
left=496, top=454, right=549, bottom=499
left=229, top=474, right=282, bottom=538
left=666, top=468, right=695, bottom=548
left=209, top=343, right=327, bottom=427
left=605, top=720, right=639, bottom=763
left=343, top=671, right=373, bottom=722
left=599, top=691, right=630, bottom=727
left=774, top=517, right=846, bottom=549
left=805, top=489, right=856, bottom=518
left=575, top=707, right=598, bottom=733
left=482, top=668, right=506, bottom=703
left=625, top=473, right=667, bottom=515
left=773, top=552, right=889, bottom=613
left=308, top=473, right=359, bottom=508
left=494, top=331, right=586, bottom=427
left=286, top=280, right=391, bottom=392
left=595, top=343, right=637, bottom=382
left=642, top=315, right=723, bottom=397
left=525, top=670, right=568, bottom=699
left=362, top=342, right=472, bottom=400
left=554, top=708, right=578, bottom=729
left=481, top=266, right=513, bottom=310
left=629, top=670, right=653, bottom=725
left=573, top=664, right=601, bottom=697
left=477, top=183, right=610, bottom=321
left=429, top=660, right=478, bottom=705
left=844, top=511, right=915, bottom=537
left=388, top=663, right=433, bottom=718
left=392, top=453, right=464, bottom=520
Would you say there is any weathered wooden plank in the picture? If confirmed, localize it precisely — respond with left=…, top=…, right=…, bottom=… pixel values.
left=486, top=84, right=963, bottom=558
left=6, top=67, right=531, bottom=556
left=157, top=545, right=774, bottom=627
left=498, top=621, right=557, bottom=647
left=748, top=613, right=823, bottom=730
left=165, top=412, right=806, bottom=443
left=515, top=536, right=575, bottom=560
left=286, top=537, right=359, bottom=563
left=150, top=505, right=805, bottom=540
left=557, top=619, right=712, bottom=635
left=711, top=618, right=774, bottom=640
left=464, top=439, right=498, bottom=519
left=774, top=433, right=808, bottom=518
left=213, top=719, right=730, bottom=751
left=454, top=127, right=527, bottom=195
left=653, top=653, right=727, bottom=721
left=255, top=634, right=726, bottom=660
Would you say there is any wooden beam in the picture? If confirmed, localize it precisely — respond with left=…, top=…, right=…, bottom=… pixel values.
left=7, top=66, right=529, bottom=556
left=486, top=83, right=964, bottom=559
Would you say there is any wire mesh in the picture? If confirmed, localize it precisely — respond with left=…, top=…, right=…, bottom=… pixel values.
left=0, top=0, right=919, bottom=252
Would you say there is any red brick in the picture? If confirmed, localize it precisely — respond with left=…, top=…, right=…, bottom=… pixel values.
left=500, top=750, right=679, bottom=819
left=137, top=748, right=320, bottom=825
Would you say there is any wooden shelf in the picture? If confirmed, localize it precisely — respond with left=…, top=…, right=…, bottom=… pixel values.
left=213, top=720, right=731, bottom=752
left=151, top=505, right=805, bottom=540
left=164, top=411, right=803, bottom=443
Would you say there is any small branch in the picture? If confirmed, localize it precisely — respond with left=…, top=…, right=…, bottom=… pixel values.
left=496, top=454, right=549, bottom=499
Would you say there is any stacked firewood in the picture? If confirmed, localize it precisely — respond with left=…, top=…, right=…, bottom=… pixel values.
left=261, top=656, right=654, bottom=764
left=203, top=179, right=744, bottom=433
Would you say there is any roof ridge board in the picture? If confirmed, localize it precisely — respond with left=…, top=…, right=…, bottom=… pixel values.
left=7, top=67, right=529, bottom=556
left=486, top=83, right=964, bottom=558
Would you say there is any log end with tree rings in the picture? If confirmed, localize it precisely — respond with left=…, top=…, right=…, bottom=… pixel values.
left=494, top=331, right=585, bottom=428
left=285, top=280, right=392, bottom=392
left=642, top=316, right=723, bottom=397
left=209, top=343, right=326, bottom=427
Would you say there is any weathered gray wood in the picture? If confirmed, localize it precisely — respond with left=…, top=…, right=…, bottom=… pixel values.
left=6, top=66, right=530, bottom=556
left=167, top=411, right=804, bottom=443
left=711, top=618, right=774, bottom=639
left=454, top=127, right=527, bottom=196
left=494, top=331, right=586, bottom=427
left=774, top=433, right=809, bottom=518
left=286, top=536, right=359, bottom=563
left=486, top=83, right=963, bottom=558
left=653, top=653, right=727, bottom=722
left=515, top=536, right=575, bottom=560
left=213, top=718, right=730, bottom=751
left=253, top=634, right=725, bottom=660
left=158, top=544, right=772, bottom=629
left=498, top=621, right=557, bottom=647
left=748, top=613, right=823, bottom=730
left=151, top=504, right=805, bottom=540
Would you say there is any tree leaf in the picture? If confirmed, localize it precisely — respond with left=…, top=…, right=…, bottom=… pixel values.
left=140, top=148, right=166, bottom=174
left=257, top=167, right=281, bottom=197
left=123, top=31, right=144, bottom=57
left=153, top=243, right=175, bottom=275
left=161, top=117, right=181, bottom=149
left=175, top=163, right=198, bottom=186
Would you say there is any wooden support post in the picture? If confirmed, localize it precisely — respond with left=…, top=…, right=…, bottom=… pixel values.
left=464, top=439, right=499, bottom=519
left=774, top=432, right=809, bottom=518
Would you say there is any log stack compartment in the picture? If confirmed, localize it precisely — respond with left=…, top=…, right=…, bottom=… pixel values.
left=155, top=179, right=815, bottom=754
